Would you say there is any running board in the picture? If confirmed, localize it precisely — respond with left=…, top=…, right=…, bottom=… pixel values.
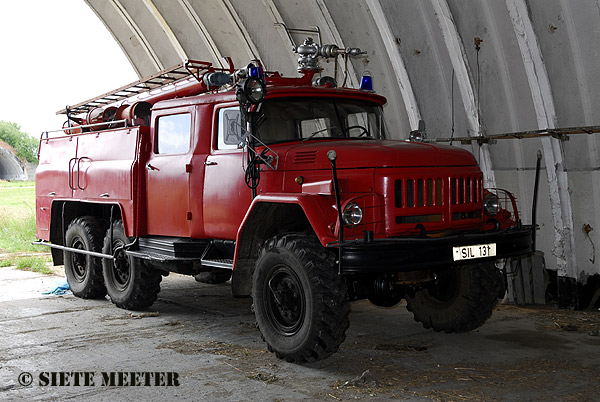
left=126, top=250, right=198, bottom=263
left=33, top=239, right=234, bottom=270
left=200, top=259, right=233, bottom=270
left=126, top=251, right=233, bottom=270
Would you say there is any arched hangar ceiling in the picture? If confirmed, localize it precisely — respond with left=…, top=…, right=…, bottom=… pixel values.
left=85, top=0, right=600, bottom=305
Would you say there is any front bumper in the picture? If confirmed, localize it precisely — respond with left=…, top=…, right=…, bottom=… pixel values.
left=338, top=226, right=533, bottom=274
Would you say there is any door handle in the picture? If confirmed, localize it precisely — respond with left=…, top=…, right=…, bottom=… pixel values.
left=77, top=157, right=91, bottom=190
left=68, top=157, right=77, bottom=190
left=68, top=157, right=91, bottom=190
left=147, top=163, right=160, bottom=171
left=204, top=161, right=218, bottom=166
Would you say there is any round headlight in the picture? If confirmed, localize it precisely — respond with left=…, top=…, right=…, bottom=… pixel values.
left=483, top=193, right=500, bottom=216
left=342, top=202, right=363, bottom=226
left=243, top=77, right=266, bottom=104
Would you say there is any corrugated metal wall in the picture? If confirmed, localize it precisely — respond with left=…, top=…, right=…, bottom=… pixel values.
left=85, top=0, right=600, bottom=305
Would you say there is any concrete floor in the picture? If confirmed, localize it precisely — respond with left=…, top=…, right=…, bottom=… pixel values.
left=1, top=266, right=599, bottom=402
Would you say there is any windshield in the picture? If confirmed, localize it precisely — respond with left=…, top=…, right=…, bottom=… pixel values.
left=255, top=98, right=386, bottom=144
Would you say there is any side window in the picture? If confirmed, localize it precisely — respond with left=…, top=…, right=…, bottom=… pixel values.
left=156, top=113, right=191, bottom=154
left=217, top=107, right=242, bottom=150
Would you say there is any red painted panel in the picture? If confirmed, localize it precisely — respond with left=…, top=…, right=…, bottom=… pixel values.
left=145, top=109, right=193, bottom=237
left=35, top=135, right=78, bottom=239
left=75, top=129, right=139, bottom=201
left=203, top=150, right=253, bottom=239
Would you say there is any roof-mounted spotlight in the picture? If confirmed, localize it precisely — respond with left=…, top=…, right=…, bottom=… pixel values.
left=236, top=76, right=266, bottom=106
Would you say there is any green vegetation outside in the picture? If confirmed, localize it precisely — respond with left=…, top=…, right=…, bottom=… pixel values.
left=0, top=180, right=52, bottom=274
left=0, top=121, right=39, bottom=163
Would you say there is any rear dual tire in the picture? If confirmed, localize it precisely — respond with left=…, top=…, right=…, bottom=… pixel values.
left=64, top=217, right=107, bottom=299
left=102, top=220, right=162, bottom=310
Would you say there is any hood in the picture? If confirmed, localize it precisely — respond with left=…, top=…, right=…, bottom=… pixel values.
left=281, top=140, right=478, bottom=170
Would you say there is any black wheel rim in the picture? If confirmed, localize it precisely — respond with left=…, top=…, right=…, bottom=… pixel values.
left=265, top=265, right=306, bottom=336
left=425, top=269, right=460, bottom=305
left=70, top=237, right=87, bottom=282
left=110, top=239, right=131, bottom=291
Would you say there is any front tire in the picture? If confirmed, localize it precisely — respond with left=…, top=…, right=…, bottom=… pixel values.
left=405, top=263, right=503, bottom=333
left=64, top=217, right=107, bottom=299
left=252, top=234, right=350, bottom=363
left=102, top=220, right=162, bottom=310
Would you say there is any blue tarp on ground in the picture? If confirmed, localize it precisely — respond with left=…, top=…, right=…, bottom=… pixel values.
left=42, top=278, right=70, bottom=295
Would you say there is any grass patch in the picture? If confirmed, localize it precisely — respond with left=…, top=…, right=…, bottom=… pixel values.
left=0, top=180, right=51, bottom=271
left=0, top=181, right=38, bottom=253
left=14, top=255, right=53, bottom=275
left=0, top=210, right=38, bottom=253
left=0, top=180, right=35, bottom=189
left=0, top=181, right=35, bottom=213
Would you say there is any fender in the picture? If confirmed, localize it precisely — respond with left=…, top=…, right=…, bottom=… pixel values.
left=231, top=193, right=338, bottom=296
left=46, top=199, right=130, bottom=265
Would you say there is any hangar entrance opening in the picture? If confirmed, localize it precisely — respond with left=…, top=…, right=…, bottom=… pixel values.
left=0, top=146, right=27, bottom=181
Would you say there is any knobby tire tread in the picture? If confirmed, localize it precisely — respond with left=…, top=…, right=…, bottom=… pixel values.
left=406, top=263, right=503, bottom=333
left=253, top=233, right=350, bottom=363
left=102, top=220, right=162, bottom=310
left=64, top=216, right=108, bottom=299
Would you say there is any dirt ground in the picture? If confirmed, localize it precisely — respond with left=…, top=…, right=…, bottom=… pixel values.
left=1, top=265, right=599, bottom=401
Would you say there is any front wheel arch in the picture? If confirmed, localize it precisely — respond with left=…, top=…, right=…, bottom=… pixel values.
left=233, top=201, right=317, bottom=297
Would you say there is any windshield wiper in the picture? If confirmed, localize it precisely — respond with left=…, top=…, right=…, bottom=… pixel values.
left=302, top=126, right=338, bottom=142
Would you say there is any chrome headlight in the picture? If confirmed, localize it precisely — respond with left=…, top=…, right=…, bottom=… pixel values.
left=236, top=77, right=266, bottom=105
left=342, top=202, right=363, bottom=225
left=483, top=193, right=500, bottom=216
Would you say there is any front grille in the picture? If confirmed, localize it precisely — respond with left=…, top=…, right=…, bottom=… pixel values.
left=394, top=178, right=444, bottom=208
left=396, top=214, right=442, bottom=224
left=450, top=176, right=481, bottom=205
left=391, top=174, right=483, bottom=232
left=394, top=176, right=482, bottom=209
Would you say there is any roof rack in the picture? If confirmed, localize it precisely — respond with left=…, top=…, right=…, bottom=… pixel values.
left=57, top=60, right=213, bottom=115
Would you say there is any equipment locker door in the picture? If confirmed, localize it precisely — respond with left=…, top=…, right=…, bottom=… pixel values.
left=145, top=109, right=194, bottom=237
left=35, top=134, right=78, bottom=239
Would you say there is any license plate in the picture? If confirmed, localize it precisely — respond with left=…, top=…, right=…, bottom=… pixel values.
left=453, top=243, right=496, bottom=261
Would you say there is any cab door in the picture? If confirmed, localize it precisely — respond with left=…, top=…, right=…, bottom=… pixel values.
left=202, top=105, right=253, bottom=240
left=145, top=108, right=194, bottom=237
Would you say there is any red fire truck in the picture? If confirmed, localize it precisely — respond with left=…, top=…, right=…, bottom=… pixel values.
left=35, top=33, right=532, bottom=362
